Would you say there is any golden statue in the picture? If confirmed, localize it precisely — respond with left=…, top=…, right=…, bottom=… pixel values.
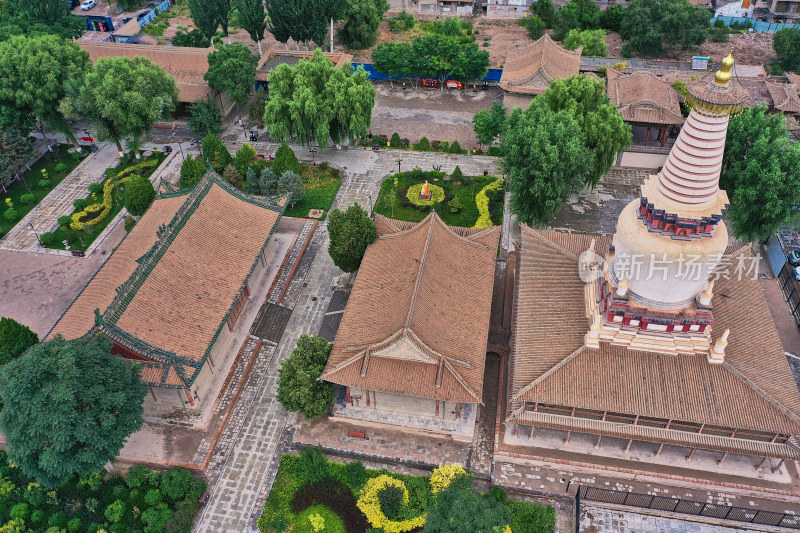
left=714, top=52, right=734, bottom=87
left=421, top=181, right=430, bottom=197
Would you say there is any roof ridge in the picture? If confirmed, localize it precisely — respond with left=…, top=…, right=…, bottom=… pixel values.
left=523, top=226, right=582, bottom=262
left=721, top=359, right=800, bottom=429
left=442, top=358, right=482, bottom=404
left=512, top=345, right=586, bottom=403
left=405, top=214, right=437, bottom=329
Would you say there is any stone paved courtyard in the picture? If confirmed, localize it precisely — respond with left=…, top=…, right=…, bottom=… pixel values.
left=580, top=506, right=763, bottom=533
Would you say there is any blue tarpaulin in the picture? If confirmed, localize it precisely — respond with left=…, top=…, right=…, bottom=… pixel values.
left=711, top=16, right=798, bottom=32
left=352, top=63, right=503, bottom=82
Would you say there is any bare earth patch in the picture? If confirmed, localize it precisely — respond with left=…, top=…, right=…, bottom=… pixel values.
left=605, top=31, right=776, bottom=65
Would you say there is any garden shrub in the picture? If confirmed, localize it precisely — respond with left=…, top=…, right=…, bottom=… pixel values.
left=124, top=214, right=136, bottom=232
left=338, top=461, right=368, bottom=491
left=391, top=132, right=402, bottom=148
left=449, top=140, right=462, bottom=154
left=31, top=508, right=45, bottom=525
left=389, top=10, right=415, bottom=33
left=201, top=134, right=232, bottom=173
left=48, top=511, right=68, bottom=529
left=413, top=137, right=431, bottom=151
left=40, top=232, right=57, bottom=247
left=378, top=484, right=405, bottom=520
left=58, top=215, right=72, bottom=228
left=161, top=467, right=192, bottom=502
left=519, top=15, right=546, bottom=40
left=3, top=208, right=17, bottom=221
left=234, top=143, right=258, bottom=176
left=9, top=503, right=29, bottom=521
left=487, top=186, right=504, bottom=225
left=179, top=156, right=206, bottom=188
left=125, top=465, right=150, bottom=489
left=104, top=499, right=125, bottom=523
left=88, top=182, right=103, bottom=195
left=73, top=198, right=87, bottom=211
left=19, top=193, right=34, bottom=205
left=278, top=170, right=304, bottom=207
left=296, top=446, right=329, bottom=486
left=447, top=197, right=463, bottom=213
left=124, top=174, right=156, bottom=216
left=506, top=499, right=556, bottom=533
left=357, top=476, right=426, bottom=533
left=222, top=164, right=243, bottom=189
left=38, top=179, right=51, bottom=188
left=295, top=504, right=346, bottom=533
left=66, top=518, right=81, bottom=532
left=451, top=165, right=463, bottom=181
left=273, top=142, right=300, bottom=177
left=489, top=485, right=508, bottom=503
left=473, top=178, right=504, bottom=228
left=430, top=464, right=469, bottom=494
left=293, top=478, right=370, bottom=533
left=145, top=489, right=163, bottom=506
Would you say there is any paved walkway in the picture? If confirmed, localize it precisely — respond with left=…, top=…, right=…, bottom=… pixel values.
left=580, top=505, right=763, bottom=533
left=194, top=146, right=504, bottom=533
left=0, top=144, right=119, bottom=254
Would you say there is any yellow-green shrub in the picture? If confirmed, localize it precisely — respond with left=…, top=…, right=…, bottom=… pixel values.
left=406, top=183, right=445, bottom=206
left=356, top=475, right=426, bottom=533
left=473, top=178, right=504, bottom=229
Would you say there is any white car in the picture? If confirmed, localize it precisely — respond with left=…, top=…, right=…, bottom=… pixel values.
left=80, top=0, right=96, bottom=10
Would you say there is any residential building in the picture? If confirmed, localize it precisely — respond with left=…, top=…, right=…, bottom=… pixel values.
left=752, top=0, right=800, bottom=21
left=48, top=171, right=285, bottom=408
left=321, top=213, right=500, bottom=441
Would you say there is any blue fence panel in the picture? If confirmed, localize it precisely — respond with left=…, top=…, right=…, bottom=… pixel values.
left=352, top=63, right=503, bottom=82
left=711, top=16, right=798, bottom=32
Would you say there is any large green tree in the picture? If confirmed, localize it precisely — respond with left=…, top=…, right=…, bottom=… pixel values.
left=188, top=97, right=223, bottom=139
left=620, top=0, right=710, bottom=57
left=372, top=42, right=411, bottom=88
left=0, top=35, right=90, bottom=148
left=63, top=56, right=178, bottom=154
left=554, top=0, right=600, bottom=41
left=721, top=105, right=800, bottom=243
left=0, top=317, right=38, bottom=367
left=236, top=0, right=268, bottom=55
left=423, top=481, right=511, bottom=533
left=264, top=49, right=375, bottom=149
left=187, top=0, right=219, bottom=42
left=327, top=203, right=377, bottom=272
left=265, top=0, right=345, bottom=48
left=472, top=101, right=507, bottom=149
left=0, top=129, right=34, bottom=192
left=412, top=34, right=489, bottom=91
left=542, top=75, right=631, bottom=187
left=205, top=43, right=258, bottom=108
left=0, top=0, right=84, bottom=42
left=276, top=334, right=335, bottom=420
left=774, top=27, right=800, bottom=73
left=0, top=336, right=147, bottom=487
left=502, top=98, right=594, bottom=226
left=341, top=0, right=389, bottom=50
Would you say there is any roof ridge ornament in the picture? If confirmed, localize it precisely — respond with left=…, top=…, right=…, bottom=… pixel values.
left=714, top=52, right=735, bottom=87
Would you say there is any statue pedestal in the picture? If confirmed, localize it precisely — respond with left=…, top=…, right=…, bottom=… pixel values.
left=419, top=192, right=431, bottom=201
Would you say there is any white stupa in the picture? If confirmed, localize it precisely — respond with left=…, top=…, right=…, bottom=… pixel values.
left=585, top=53, right=748, bottom=355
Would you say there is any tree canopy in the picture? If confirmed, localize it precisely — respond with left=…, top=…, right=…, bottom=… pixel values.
left=187, top=0, right=220, bottom=41
left=371, top=41, right=417, bottom=87
left=0, top=317, right=38, bottom=368
left=340, top=0, right=389, bottom=50
left=472, top=101, right=507, bottom=148
left=264, top=49, right=375, bottom=149
left=413, top=34, right=490, bottom=89
left=564, top=28, right=607, bottom=57
left=327, top=203, right=377, bottom=272
left=265, top=0, right=345, bottom=47
left=0, top=129, right=34, bottom=191
left=188, top=97, right=223, bottom=139
left=423, top=482, right=511, bottom=533
left=236, top=0, right=268, bottom=55
left=721, top=105, right=800, bottom=243
left=0, top=0, right=84, bottom=42
left=276, top=334, right=335, bottom=420
left=125, top=174, right=157, bottom=216
left=205, top=43, right=258, bottom=108
left=63, top=56, right=178, bottom=154
left=554, top=0, right=600, bottom=40
left=0, top=35, right=90, bottom=145
left=774, top=27, right=800, bottom=73
left=502, top=98, right=594, bottom=226
left=620, top=0, right=711, bottom=56
left=0, top=336, right=147, bottom=487
left=541, top=74, right=631, bottom=188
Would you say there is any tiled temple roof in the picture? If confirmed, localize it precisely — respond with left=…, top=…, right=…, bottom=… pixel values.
left=499, top=34, right=581, bottom=95
left=509, top=227, right=800, bottom=439
left=322, top=214, right=500, bottom=403
left=606, top=70, right=684, bottom=126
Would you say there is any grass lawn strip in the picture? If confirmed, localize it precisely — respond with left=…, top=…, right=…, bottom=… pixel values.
left=282, top=163, right=343, bottom=219
left=0, top=146, right=88, bottom=236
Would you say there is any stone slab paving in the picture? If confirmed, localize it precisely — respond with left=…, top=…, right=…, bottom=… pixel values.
left=580, top=505, right=763, bottom=533
left=1, top=143, right=120, bottom=253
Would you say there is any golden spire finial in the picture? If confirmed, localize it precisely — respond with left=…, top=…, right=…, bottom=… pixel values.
left=714, top=52, right=734, bottom=87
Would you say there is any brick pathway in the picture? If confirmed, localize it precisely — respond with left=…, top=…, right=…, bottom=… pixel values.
left=580, top=505, right=762, bottom=533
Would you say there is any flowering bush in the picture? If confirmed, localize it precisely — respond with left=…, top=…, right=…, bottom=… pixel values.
left=357, top=475, right=426, bottom=533
left=430, top=464, right=468, bottom=494
left=473, top=178, right=504, bottom=229
left=406, top=183, right=445, bottom=206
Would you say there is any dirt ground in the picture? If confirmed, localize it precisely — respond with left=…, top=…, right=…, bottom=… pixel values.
left=605, top=31, right=776, bottom=64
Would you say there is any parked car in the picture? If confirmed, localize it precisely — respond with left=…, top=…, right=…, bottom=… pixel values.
left=446, top=80, right=464, bottom=89
left=789, top=250, right=800, bottom=267
left=80, top=0, right=96, bottom=10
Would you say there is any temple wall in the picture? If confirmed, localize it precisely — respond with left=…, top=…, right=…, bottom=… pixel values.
left=349, top=388, right=462, bottom=421
left=148, top=386, right=186, bottom=408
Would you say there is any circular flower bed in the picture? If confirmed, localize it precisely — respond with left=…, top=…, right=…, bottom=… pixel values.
left=406, top=183, right=445, bottom=206
left=295, top=504, right=345, bottom=533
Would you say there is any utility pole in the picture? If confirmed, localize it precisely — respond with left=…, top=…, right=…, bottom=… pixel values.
left=330, top=18, right=334, bottom=52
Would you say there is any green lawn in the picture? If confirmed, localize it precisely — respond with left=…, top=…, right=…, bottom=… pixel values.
left=0, top=146, right=88, bottom=236
left=44, top=153, right=167, bottom=251
left=282, top=163, right=342, bottom=219
left=374, top=170, right=502, bottom=227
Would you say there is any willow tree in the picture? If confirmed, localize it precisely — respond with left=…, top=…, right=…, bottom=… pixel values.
left=263, top=49, right=375, bottom=149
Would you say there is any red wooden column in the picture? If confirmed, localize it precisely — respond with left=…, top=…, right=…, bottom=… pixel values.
left=660, top=128, right=667, bottom=147
left=644, top=127, right=651, bottom=146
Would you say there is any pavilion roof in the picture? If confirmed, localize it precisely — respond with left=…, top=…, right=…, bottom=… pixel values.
left=606, top=69, right=684, bottom=126
left=509, top=226, right=800, bottom=437
left=498, top=34, right=582, bottom=95
left=49, top=170, right=284, bottom=388
left=767, top=82, right=800, bottom=114
left=322, top=213, right=500, bottom=403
